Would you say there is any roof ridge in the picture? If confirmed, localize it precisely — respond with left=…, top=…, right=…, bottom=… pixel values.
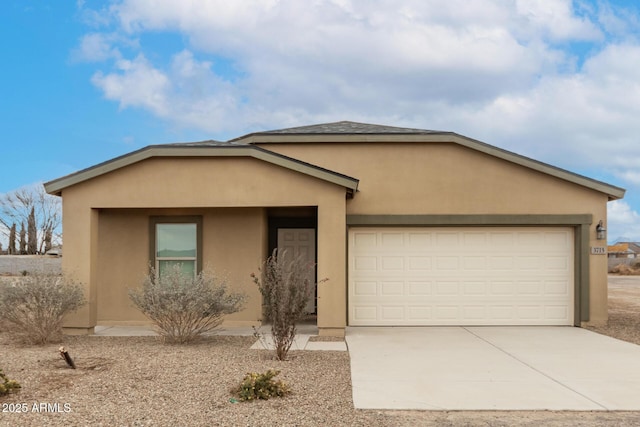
left=230, top=121, right=444, bottom=141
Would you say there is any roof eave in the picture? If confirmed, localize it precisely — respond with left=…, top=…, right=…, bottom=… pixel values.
left=446, top=134, right=626, bottom=201
left=44, top=145, right=359, bottom=196
left=234, top=131, right=625, bottom=201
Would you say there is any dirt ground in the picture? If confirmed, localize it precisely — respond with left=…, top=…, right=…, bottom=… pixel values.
left=585, top=275, right=640, bottom=346
left=1, top=275, right=640, bottom=426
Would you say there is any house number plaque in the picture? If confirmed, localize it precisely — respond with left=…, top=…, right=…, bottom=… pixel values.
left=590, top=247, right=607, bottom=255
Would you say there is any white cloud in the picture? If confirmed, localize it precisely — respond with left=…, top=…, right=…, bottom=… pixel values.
left=446, top=42, right=640, bottom=182
left=91, top=54, right=171, bottom=116
left=608, top=200, right=640, bottom=242
left=72, top=33, right=122, bottom=62
left=77, top=0, right=640, bottom=187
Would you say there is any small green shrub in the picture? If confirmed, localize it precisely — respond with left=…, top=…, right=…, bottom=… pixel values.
left=0, top=274, right=85, bottom=345
left=234, top=370, right=290, bottom=401
left=0, top=368, right=21, bottom=396
left=129, top=265, right=246, bottom=344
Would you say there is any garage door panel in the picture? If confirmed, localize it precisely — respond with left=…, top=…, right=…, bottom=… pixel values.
left=545, top=305, right=570, bottom=320
left=408, top=281, right=432, bottom=295
left=491, top=281, right=515, bottom=295
left=381, top=233, right=404, bottom=247
left=545, top=280, right=571, bottom=295
left=353, top=306, right=377, bottom=322
left=545, top=256, right=570, bottom=270
left=381, top=281, right=403, bottom=296
left=463, top=305, right=487, bottom=319
left=463, top=232, right=487, bottom=246
left=382, top=256, right=404, bottom=270
left=408, top=256, right=432, bottom=270
left=349, top=227, right=574, bottom=326
left=436, top=257, right=459, bottom=270
left=408, top=233, right=431, bottom=246
left=353, top=280, right=377, bottom=296
left=463, top=281, right=487, bottom=295
left=489, top=256, right=513, bottom=269
left=517, top=281, right=543, bottom=295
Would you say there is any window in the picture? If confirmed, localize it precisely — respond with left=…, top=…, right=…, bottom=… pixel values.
left=150, top=217, right=202, bottom=276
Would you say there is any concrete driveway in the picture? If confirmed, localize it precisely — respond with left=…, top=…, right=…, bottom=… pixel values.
left=346, top=327, right=640, bottom=410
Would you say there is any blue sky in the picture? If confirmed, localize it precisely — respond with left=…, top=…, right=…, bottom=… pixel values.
left=2, top=0, right=640, bottom=242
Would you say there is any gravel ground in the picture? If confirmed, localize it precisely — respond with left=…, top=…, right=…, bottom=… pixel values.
left=1, top=275, right=640, bottom=426
left=0, top=255, right=61, bottom=276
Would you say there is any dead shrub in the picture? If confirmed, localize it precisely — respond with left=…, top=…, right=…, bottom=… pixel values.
left=251, top=249, right=322, bottom=360
left=129, top=265, right=246, bottom=344
left=0, top=274, right=85, bottom=345
left=610, top=263, right=640, bottom=275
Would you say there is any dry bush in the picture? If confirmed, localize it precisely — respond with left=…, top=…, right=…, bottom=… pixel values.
left=0, top=273, right=85, bottom=344
left=251, top=249, right=320, bottom=360
left=129, top=265, right=246, bottom=344
left=610, top=263, right=640, bottom=275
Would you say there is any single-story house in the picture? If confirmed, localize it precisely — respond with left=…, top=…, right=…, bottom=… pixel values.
left=608, top=242, right=640, bottom=259
left=44, top=121, right=625, bottom=336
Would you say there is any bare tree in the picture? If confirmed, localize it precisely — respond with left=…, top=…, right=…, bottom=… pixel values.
left=44, top=229, right=52, bottom=253
left=27, top=207, right=37, bottom=254
left=0, top=184, right=62, bottom=253
left=19, top=222, right=26, bottom=255
left=8, top=223, right=16, bottom=255
left=251, top=249, right=321, bottom=360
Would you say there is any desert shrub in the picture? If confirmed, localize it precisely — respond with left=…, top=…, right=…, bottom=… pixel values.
left=610, top=263, right=640, bottom=275
left=129, top=265, right=246, bottom=344
left=0, top=368, right=21, bottom=396
left=0, top=274, right=85, bottom=345
left=233, top=370, right=290, bottom=401
left=251, top=249, right=321, bottom=360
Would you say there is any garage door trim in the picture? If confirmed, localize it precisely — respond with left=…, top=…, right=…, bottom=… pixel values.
left=346, top=214, right=592, bottom=325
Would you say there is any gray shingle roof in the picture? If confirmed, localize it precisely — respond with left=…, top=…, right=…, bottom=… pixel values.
left=231, top=121, right=443, bottom=140
left=162, top=140, right=235, bottom=147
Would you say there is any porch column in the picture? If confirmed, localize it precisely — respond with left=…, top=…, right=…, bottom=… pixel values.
left=316, top=197, right=347, bottom=336
left=61, top=205, right=98, bottom=334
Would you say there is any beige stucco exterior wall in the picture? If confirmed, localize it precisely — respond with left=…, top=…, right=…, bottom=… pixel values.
left=589, top=200, right=609, bottom=325
left=95, top=208, right=267, bottom=326
left=58, top=141, right=614, bottom=332
left=60, top=157, right=348, bottom=334
left=258, top=141, right=612, bottom=324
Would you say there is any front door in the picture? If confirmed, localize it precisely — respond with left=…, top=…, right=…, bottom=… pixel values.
left=277, top=228, right=316, bottom=313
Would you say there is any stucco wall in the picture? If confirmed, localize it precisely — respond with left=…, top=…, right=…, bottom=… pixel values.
left=259, top=141, right=611, bottom=325
left=59, top=156, right=348, bottom=332
left=258, top=142, right=605, bottom=215
left=96, top=208, right=266, bottom=326
left=58, top=141, right=613, bottom=331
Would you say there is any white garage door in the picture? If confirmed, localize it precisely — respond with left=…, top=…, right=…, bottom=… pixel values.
left=349, top=227, right=574, bottom=326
